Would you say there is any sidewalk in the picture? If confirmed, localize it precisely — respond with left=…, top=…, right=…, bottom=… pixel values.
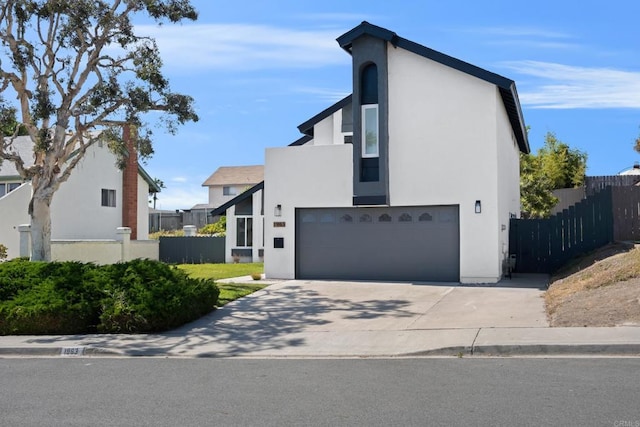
left=1, top=276, right=639, bottom=358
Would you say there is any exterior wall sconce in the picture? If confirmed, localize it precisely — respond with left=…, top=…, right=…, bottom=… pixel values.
left=274, top=204, right=282, bottom=217
left=475, top=200, right=481, bottom=214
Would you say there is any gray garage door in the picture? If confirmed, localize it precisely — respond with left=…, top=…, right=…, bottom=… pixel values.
left=296, top=205, right=459, bottom=282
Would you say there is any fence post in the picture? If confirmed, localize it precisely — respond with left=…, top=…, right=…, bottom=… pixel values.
left=18, top=224, right=31, bottom=258
left=117, top=227, right=131, bottom=262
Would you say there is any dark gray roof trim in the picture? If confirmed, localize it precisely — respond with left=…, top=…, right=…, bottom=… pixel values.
left=337, top=21, right=530, bottom=154
left=210, top=181, right=264, bottom=216
left=288, top=134, right=313, bottom=147
left=297, top=94, right=353, bottom=136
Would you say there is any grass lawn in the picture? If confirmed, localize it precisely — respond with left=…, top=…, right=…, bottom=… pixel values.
left=177, top=263, right=266, bottom=306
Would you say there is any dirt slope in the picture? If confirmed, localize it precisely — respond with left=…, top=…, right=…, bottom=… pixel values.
left=545, top=243, right=640, bottom=327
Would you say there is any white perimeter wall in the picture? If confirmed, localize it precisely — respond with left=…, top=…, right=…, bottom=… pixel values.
left=264, top=144, right=353, bottom=279
left=52, top=142, right=122, bottom=239
left=387, top=46, right=504, bottom=283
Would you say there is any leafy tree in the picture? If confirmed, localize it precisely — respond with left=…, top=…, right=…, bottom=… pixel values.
left=0, top=0, right=199, bottom=261
left=520, top=132, right=587, bottom=219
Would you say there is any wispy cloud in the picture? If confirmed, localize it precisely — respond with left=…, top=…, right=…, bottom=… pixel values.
left=137, top=24, right=349, bottom=71
left=459, top=26, right=579, bottom=50
left=503, top=60, right=640, bottom=109
left=294, top=86, right=351, bottom=103
left=171, top=176, right=188, bottom=183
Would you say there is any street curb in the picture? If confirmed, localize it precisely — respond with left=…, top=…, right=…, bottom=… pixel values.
left=2, top=344, right=640, bottom=358
left=0, top=346, right=124, bottom=357
left=472, top=344, right=640, bottom=357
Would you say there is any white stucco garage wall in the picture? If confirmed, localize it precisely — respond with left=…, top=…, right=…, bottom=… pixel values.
left=496, top=89, right=522, bottom=274
left=386, top=46, right=503, bottom=283
left=264, top=144, right=353, bottom=279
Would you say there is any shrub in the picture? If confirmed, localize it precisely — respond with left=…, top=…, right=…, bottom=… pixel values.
left=98, top=259, right=219, bottom=333
left=0, top=259, right=219, bottom=335
left=0, top=243, right=7, bottom=260
left=149, top=229, right=185, bottom=239
left=199, top=216, right=226, bottom=236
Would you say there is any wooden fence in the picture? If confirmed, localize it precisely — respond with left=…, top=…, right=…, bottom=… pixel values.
left=611, top=186, right=640, bottom=241
left=509, top=187, right=613, bottom=273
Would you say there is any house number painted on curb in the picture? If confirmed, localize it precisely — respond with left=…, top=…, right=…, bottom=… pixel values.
left=60, top=346, right=85, bottom=357
left=273, top=222, right=286, bottom=227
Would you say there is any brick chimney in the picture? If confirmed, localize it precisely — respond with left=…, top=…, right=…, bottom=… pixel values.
left=122, top=124, right=138, bottom=240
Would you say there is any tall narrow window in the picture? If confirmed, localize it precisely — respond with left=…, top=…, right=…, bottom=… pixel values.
left=362, top=105, right=379, bottom=157
left=236, top=217, right=253, bottom=247
left=360, top=63, right=379, bottom=182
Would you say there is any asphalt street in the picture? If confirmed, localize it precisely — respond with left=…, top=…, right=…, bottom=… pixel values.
left=2, top=358, right=639, bottom=426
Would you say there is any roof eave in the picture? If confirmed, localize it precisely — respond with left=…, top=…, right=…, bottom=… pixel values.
left=297, top=94, right=353, bottom=136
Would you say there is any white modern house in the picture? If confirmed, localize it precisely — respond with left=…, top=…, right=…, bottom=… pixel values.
left=0, top=131, right=160, bottom=261
left=215, top=22, right=529, bottom=283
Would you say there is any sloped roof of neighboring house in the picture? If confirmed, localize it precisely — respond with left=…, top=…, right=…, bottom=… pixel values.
left=210, top=181, right=264, bottom=216
left=1, top=135, right=161, bottom=192
left=202, top=165, right=264, bottom=187
left=298, top=21, right=529, bottom=154
left=189, top=203, right=214, bottom=210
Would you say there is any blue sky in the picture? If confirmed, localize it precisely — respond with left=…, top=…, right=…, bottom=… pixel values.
left=138, top=0, right=640, bottom=210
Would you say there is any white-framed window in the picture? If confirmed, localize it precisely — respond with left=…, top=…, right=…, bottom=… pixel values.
left=0, top=182, right=21, bottom=198
left=362, top=104, right=379, bottom=158
left=223, top=186, right=237, bottom=196
left=236, top=217, right=253, bottom=247
left=101, top=189, right=116, bottom=207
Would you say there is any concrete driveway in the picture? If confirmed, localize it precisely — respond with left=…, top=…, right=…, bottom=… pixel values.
left=156, top=274, right=549, bottom=357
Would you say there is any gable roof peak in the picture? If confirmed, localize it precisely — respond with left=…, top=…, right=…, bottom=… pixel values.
left=337, top=21, right=398, bottom=53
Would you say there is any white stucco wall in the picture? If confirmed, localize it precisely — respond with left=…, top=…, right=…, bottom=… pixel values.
left=0, top=183, right=31, bottom=259
left=495, top=89, right=522, bottom=275
left=51, top=142, right=122, bottom=239
left=264, top=144, right=353, bottom=279
left=386, top=46, right=505, bottom=283
left=311, top=112, right=346, bottom=146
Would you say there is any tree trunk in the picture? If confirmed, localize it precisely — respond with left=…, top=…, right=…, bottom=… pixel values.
left=29, top=186, right=53, bottom=261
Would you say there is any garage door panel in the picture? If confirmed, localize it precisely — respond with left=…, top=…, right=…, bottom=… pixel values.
left=296, top=206, right=459, bottom=282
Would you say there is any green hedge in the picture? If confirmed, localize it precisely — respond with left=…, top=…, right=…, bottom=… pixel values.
left=0, top=259, right=219, bottom=335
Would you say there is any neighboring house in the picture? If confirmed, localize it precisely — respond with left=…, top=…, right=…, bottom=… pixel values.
left=215, top=22, right=529, bottom=283
left=202, top=165, right=264, bottom=210
left=0, top=130, right=161, bottom=259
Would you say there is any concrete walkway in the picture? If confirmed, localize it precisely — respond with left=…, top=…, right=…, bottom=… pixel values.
left=1, top=274, right=639, bottom=358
